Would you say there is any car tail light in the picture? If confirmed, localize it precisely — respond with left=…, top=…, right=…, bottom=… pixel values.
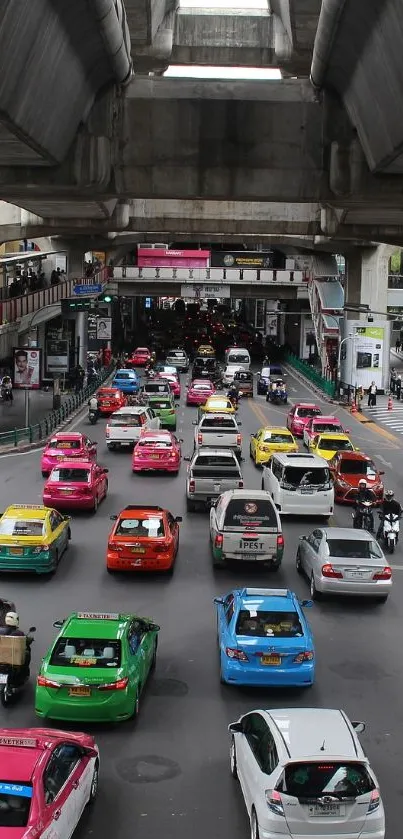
left=277, top=534, right=284, bottom=550
left=98, top=677, right=129, bottom=692
left=197, top=433, right=203, bottom=444
left=106, top=426, right=110, bottom=438
left=37, top=675, right=60, bottom=689
left=322, top=563, right=343, bottom=579
left=367, top=788, right=381, bottom=813
left=215, top=534, right=223, bottom=549
left=108, top=541, right=122, bottom=552
left=236, top=434, right=242, bottom=446
left=225, top=647, right=248, bottom=661
left=189, top=479, right=195, bottom=493
left=238, top=480, right=243, bottom=488
left=155, top=543, right=170, bottom=553
left=373, top=566, right=392, bottom=580
left=265, top=789, right=284, bottom=817
left=293, top=651, right=314, bottom=663
left=32, top=545, right=50, bottom=554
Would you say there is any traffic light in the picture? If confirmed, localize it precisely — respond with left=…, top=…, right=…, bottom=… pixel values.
left=61, top=298, right=93, bottom=315
left=103, top=295, right=112, bottom=303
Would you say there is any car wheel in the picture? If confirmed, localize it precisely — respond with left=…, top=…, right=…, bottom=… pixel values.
left=0, top=684, right=13, bottom=707
left=230, top=737, right=238, bottom=779
left=132, top=687, right=141, bottom=719
left=250, top=809, right=260, bottom=839
left=93, top=496, right=98, bottom=514
left=261, top=479, right=264, bottom=490
left=104, top=481, right=109, bottom=498
left=151, top=639, right=158, bottom=669
left=172, top=424, right=177, bottom=431
left=296, top=548, right=303, bottom=574
left=375, top=595, right=388, bottom=604
left=186, top=498, right=196, bottom=512
left=67, top=527, right=72, bottom=540
left=310, top=573, right=322, bottom=600
left=106, top=566, right=115, bottom=574
left=88, top=762, right=99, bottom=804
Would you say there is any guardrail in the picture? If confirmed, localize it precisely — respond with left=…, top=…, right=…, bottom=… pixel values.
left=0, top=268, right=108, bottom=325
left=112, top=266, right=309, bottom=284
left=285, top=351, right=336, bottom=398
left=0, top=365, right=113, bottom=449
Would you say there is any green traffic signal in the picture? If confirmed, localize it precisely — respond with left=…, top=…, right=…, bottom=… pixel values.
left=103, top=295, right=112, bottom=303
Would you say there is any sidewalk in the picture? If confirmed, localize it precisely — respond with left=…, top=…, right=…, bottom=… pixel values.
left=0, top=388, right=71, bottom=434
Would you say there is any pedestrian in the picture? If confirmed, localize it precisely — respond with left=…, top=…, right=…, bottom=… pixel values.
left=390, top=367, right=397, bottom=394
left=395, top=338, right=401, bottom=353
left=368, top=381, right=377, bottom=408
left=396, top=374, right=402, bottom=400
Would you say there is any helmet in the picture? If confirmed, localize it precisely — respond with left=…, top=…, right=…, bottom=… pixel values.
left=5, top=612, right=19, bottom=627
left=358, top=479, right=367, bottom=489
left=385, top=489, right=394, bottom=500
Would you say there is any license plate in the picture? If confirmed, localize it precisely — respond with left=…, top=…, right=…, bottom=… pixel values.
left=68, top=686, right=91, bottom=697
left=345, top=570, right=369, bottom=579
left=61, top=489, right=73, bottom=493
left=10, top=548, right=23, bottom=555
left=301, top=488, right=314, bottom=494
left=57, top=456, right=65, bottom=461
left=131, top=547, right=145, bottom=554
left=214, top=484, right=220, bottom=492
left=261, top=654, right=281, bottom=665
left=309, top=803, right=343, bottom=817
left=150, top=454, right=159, bottom=459
left=0, top=674, right=8, bottom=684
left=242, top=555, right=258, bottom=561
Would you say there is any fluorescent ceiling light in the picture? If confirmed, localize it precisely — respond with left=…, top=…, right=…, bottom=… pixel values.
left=164, top=66, right=282, bottom=80
left=180, top=0, right=268, bottom=7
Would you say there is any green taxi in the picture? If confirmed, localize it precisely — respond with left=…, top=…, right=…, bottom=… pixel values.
left=0, top=504, right=71, bottom=573
left=35, top=611, right=160, bottom=723
left=147, top=394, right=177, bottom=430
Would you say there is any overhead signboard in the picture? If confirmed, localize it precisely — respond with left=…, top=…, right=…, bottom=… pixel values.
left=73, top=283, right=102, bottom=295
left=138, top=248, right=210, bottom=268
left=210, top=251, right=273, bottom=270
left=181, top=284, right=230, bottom=299
left=46, top=339, right=69, bottom=373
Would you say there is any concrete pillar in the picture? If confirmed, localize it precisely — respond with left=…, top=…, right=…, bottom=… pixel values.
left=76, top=312, right=88, bottom=369
left=68, top=249, right=84, bottom=281
left=346, top=245, right=395, bottom=317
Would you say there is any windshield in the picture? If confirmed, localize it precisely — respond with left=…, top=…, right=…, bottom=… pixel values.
left=109, top=416, right=141, bottom=427
left=278, top=762, right=374, bottom=799
left=48, top=439, right=81, bottom=449
left=0, top=519, right=45, bottom=537
left=339, top=459, right=376, bottom=475
left=229, top=354, right=249, bottom=363
left=116, top=517, right=165, bottom=537
left=224, top=499, right=278, bottom=528
left=236, top=610, right=302, bottom=637
left=318, top=438, right=353, bottom=451
left=50, top=638, right=121, bottom=668
left=0, top=782, right=32, bottom=827
left=282, top=467, right=330, bottom=488
left=262, top=432, right=291, bottom=443
left=327, top=538, right=383, bottom=559
left=296, top=407, right=321, bottom=418
left=261, top=368, right=271, bottom=378
left=201, top=417, right=236, bottom=428
left=51, top=468, right=90, bottom=483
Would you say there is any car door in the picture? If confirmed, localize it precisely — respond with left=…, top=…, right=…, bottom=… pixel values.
left=49, top=510, right=68, bottom=557
left=40, top=744, right=87, bottom=839
left=147, top=408, right=159, bottom=430
left=167, top=513, right=179, bottom=553
left=237, top=714, right=273, bottom=813
left=287, top=408, right=295, bottom=430
left=303, top=420, right=312, bottom=447
left=301, top=531, right=322, bottom=575
left=126, top=621, right=152, bottom=693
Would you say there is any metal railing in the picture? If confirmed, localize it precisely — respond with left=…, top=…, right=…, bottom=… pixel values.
left=0, top=365, right=113, bottom=449
left=0, top=268, right=108, bottom=325
left=285, top=351, right=336, bottom=398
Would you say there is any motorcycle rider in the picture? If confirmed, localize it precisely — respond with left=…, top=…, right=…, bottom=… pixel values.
left=377, top=489, right=402, bottom=539
left=88, top=394, right=99, bottom=421
left=0, top=375, right=13, bottom=402
left=0, top=612, right=31, bottom=684
left=227, top=381, right=240, bottom=407
left=353, top=479, right=376, bottom=530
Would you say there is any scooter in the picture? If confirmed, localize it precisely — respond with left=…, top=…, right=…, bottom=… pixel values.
left=379, top=512, right=400, bottom=553
left=352, top=500, right=374, bottom=532
left=1, top=384, right=12, bottom=402
left=0, top=628, right=35, bottom=706
left=88, top=408, right=98, bottom=425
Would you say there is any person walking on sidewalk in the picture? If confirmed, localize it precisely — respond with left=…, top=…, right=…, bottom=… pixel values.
left=390, top=367, right=397, bottom=394
left=395, top=338, right=401, bottom=353
left=368, top=381, right=377, bottom=408
left=396, top=374, right=402, bottom=400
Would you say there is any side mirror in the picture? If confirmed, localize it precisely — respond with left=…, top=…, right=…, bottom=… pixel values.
left=28, top=626, right=37, bottom=633
left=300, top=600, right=313, bottom=608
left=352, top=721, right=366, bottom=734
left=354, top=447, right=360, bottom=452
left=147, top=623, right=160, bottom=632
left=213, top=597, right=224, bottom=604
left=63, top=515, right=70, bottom=521
left=53, top=619, right=65, bottom=628
left=228, top=722, right=243, bottom=734
left=85, top=746, right=100, bottom=759
left=103, top=468, right=109, bottom=474
left=184, top=455, right=191, bottom=462
left=379, top=471, right=385, bottom=475
left=192, top=420, right=197, bottom=425
left=300, top=535, right=307, bottom=540
left=179, top=438, right=184, bottom=443
left=345, top=428, right=351, bottom=433
left=110, top=514, right=118, bottom=520
left=237, top=421, right=242, bottom=426
left=175, top=516, right=183, bottom=522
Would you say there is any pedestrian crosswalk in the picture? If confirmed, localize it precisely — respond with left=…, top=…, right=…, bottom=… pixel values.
left=366, top=402, right=403, bottom=434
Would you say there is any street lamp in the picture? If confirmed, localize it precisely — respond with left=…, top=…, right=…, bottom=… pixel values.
left=337, top=333, right=354, bottom=394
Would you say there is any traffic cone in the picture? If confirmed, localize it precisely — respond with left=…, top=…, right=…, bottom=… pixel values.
left=388, top=395, right=393, bottom=411
left=350, top=399, right=357, bottom=414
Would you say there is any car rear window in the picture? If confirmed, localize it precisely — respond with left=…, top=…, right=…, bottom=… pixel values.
left=50, top=638, right=121, bottom=668
left=115, top=373, right=133, bottom=380
left=0, top=782, right=32, bottom=827
left=224, top=498, right=278, bottom=528
left=51, top=468, right=90, bottom=482
left=313, top=422, right=341, bottom=434
left=278, top=762, right=374, bottom=799
left=263, top=432, right=291, bottom=443
left=169, top=352, right=185, bottom=358
left=150, top=400, right=171, bottom=409
left=234, top=371, right=252, bottom=382
left=193, top=384, right=211, bottom=391
left=138, top=438, right=172, bottom=448
left=144, top=383, right=170, bottom=393
left=0, top=519, right=45, bottom=537
left=229, top=353, right=249, bottom=363
left=326, top=538, right=383, bottom=559
left=282, top=466, right=330, bottom=488
left=205, top=400, right=231, bottom=410
left=109, top=415, right=141, bottom=427
left=268, top=367, right=283, bottom=377
left=48, top=439, right=81, bottom=449
left=318, top=438, right=353, bottom=451
left=296, top=407, right=321, bottom=418
left=339, top=459, right=376, bottom=475
left=236, top=610, right=302, bottom=637
left=201, top=417, right=236, bottom=428
left=116, top=516, right=165, bottom=536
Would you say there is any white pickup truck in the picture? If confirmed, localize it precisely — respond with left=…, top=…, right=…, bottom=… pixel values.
left=106, top=407, right=160, bottom=450
left=193, top=413, right=242, bottom=455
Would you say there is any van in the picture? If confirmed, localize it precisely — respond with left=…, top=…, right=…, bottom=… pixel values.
left=261, top=452, right=334, bottom=517
left=224, top=347, right=251, bottom=369
left=209, top=489, right=284, bottom=569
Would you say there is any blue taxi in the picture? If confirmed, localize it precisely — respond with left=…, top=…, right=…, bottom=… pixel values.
left=112, top=369, right=139, bottom=395
left=214, top=587, right=315, bottom=687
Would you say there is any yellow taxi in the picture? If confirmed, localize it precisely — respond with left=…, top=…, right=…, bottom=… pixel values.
left=250, top=426, right=298, bottom=465
left=309, top=432, right=356, bottom=461
left=197, top=344, right=215, bottom=358
left=198, top=395, right=236, bottom=418
left=0, top=504, right=71, bottom=574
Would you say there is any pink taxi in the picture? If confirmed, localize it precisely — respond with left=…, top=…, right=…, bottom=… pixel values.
left=156, top=372, right=181, bottom=399
left=41, top=433, right=97, bottom=477
left=43, top=460, right=108, bottom=512
left=303, top=414, right=348, bottom=448
left=186, top=379, right=215, bottom=406
left=132, top=430, right=182, bottom=474
left=286, top=402, right=322, bottom=437
left=0, top=728, right=99, bottom=837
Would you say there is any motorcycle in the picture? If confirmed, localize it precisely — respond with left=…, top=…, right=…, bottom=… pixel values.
left=145, top=365, right=156, bottom=379
left=267, top=389, right=288, bottom=405
left=1, top=384, right=12, bottom=402
left=379, top=512, right=400, bottom=553
left=227, top=391, right=239, bottom=410
left=352, top=500, right=374, bottom=532
left=88, top=407, right=98, bottom=425
left=0, top=627, right=36, bottom=706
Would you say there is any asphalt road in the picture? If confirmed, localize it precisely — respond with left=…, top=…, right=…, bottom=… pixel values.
left=0, top=367, right=402, bottom=839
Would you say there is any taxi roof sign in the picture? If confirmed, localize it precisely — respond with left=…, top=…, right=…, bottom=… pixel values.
left=77, top=612, right=120, bottom=620
left=8, top=505, right=45, bottom=510
left=0, top=737, right=37, bottom=747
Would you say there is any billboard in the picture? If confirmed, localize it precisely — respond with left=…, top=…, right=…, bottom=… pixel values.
left=13, top=348, right=41, bottom=389
left=46, top=339, right=69, bottom=373
left=181, top=284, right=230, bottom=299
left=340, top=320, right=391, bottom=391
left=210, top=250, right=273, bottom=269
left=96, top=317, right=112, bottom=340
left=138, top=248, right=210, bottom=268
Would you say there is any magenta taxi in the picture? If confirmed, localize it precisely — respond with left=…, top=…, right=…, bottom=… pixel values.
left=156, top=372, right=181, bottom=399
left=43, top=461, right=108, bottom=512
left=41, top=433, right=97, bottom=478
left=186, top=379, right=215, bottom=406
left=0, top=728, right=99, bottom=837
left=132, top=430, right=182, bottom=474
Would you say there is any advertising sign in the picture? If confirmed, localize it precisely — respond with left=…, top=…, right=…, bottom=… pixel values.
left=180, top=284, right=230, bottom=299
left=73, top=284, right=102, bottom=295
left=96, top=317, right=112, bottom=340
left=13, top=348, right=41, bottom=389
left=138, top=248, right=210, bottom=268
left=340, top=320, right=390, bottom=391
left=210, top=250, right=273, bottom=270
left=46, top=339, right=69, bottom=373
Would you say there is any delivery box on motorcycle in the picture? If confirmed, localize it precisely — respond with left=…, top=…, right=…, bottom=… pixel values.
left=0, top=636, right=26, bottom=666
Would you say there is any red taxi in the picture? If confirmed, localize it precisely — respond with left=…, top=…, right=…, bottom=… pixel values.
left=156, top=372, right=181, bottom=399
left=96, top=387, right=126, bottom=416
left=0, top=728, right=99, bottom=837
left=302, top=414, right=347, bottom=447
left=106, top=505, right=182, bottom=573
left=41, top=433, right=97, bottom=477
left=127, top=347, right=151, bottom=367
left=329, top=451, right=385, bottom=504
left=132, top=430, right=181, bottom=474
left=186, top=379, right=215, bottom=406
left=286, top=402, right=322, bottom=437
left=43, top=461, right=109, bottom=512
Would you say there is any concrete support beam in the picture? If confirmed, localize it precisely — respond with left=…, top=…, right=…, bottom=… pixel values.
left=171, top=9, right=280, bottom=67
left=345, top=244, right=395, bottom=317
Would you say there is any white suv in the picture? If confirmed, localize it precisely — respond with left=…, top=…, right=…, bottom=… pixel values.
left=229, top=707, right=385, bottom=839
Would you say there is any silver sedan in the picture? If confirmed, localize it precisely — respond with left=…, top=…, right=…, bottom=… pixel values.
left=296, top=526, right=392, bottom=603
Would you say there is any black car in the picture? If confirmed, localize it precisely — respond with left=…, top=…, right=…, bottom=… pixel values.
left=191, top=357, right=222, bottom=384
left=257, top=364, right=284, bottom=395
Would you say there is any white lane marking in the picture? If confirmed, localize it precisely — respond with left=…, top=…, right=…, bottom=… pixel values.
left=391, top=565, right=403, bottom=571
left=377, top=454, right=393, bottom=468
left=0, top=448, right=41, bottom=460
left=291, top=387, right=297, bottom=393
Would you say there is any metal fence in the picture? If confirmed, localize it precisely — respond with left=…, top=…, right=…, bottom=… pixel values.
left=0, top=366, right=113, bottom=449
left=0, top=268, right=108, bottom=325
left=285, top=351, right=336, bottom=398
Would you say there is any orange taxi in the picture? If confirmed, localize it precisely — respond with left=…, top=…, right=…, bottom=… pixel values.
left=97, top=387, right=126, bottom=416
left=106, top=505, right=182, bottom=574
